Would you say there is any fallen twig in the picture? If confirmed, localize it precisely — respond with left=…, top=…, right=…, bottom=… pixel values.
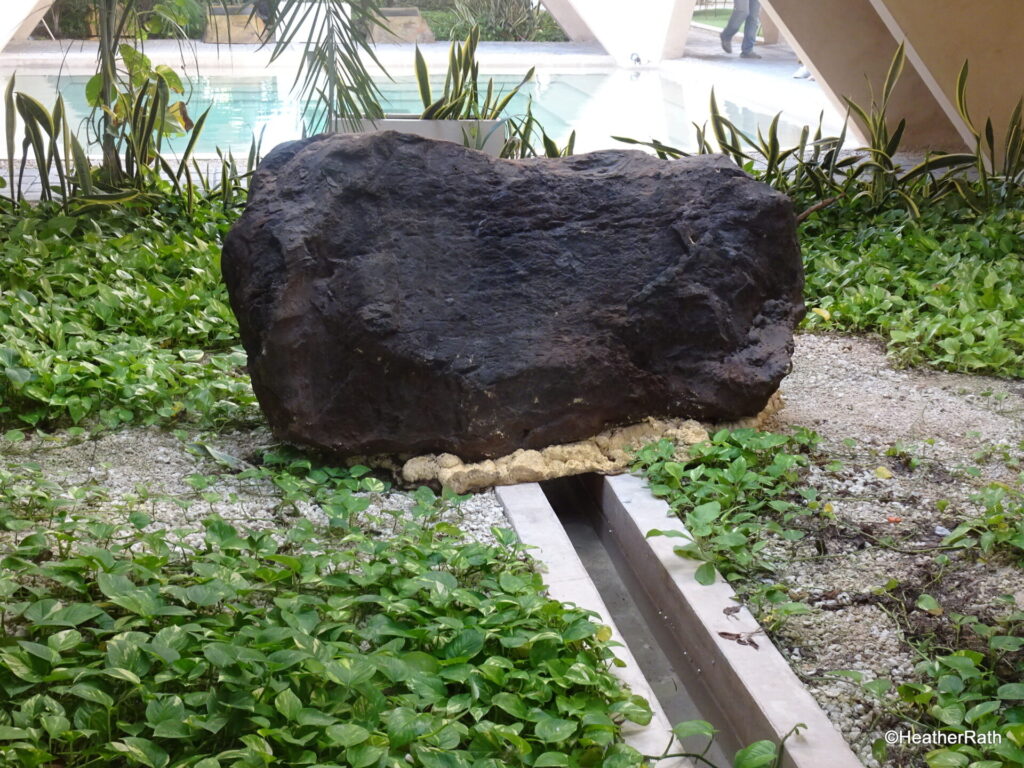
left=796, top=194, right=845, bottom=224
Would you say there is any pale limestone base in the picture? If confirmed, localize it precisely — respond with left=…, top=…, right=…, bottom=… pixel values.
left=401, top=391, right=783, bottom=493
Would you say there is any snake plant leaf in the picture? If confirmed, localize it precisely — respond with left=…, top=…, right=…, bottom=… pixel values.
left=414, top=46, right=432, bottom=108
left=899, top=153, right=978, bottom=184
left=955, top=60, right=977, bottom=135
left=70, top=134, right=93, bottom=196
left=881, top=41, right=905, bottom=107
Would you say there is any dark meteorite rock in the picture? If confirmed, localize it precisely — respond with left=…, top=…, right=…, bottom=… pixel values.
left=222, top=131, right=804, bottom=461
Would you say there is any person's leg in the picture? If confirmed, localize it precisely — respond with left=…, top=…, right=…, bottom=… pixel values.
left=721, top=0, right=750, bottom=52
left=740, top=0, right=761, bottom=54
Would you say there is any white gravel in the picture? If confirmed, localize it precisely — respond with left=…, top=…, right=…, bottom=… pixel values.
left=766, top=333, right=1024, bottom=767
left=0, top=424, right=510, bottom=549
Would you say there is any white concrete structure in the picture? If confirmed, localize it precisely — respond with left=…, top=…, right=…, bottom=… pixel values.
left=764, top=0, right=1024, bottom=152
left=865, top=0, right=1023, bottom=153
left=539, top=0, right=596, bottom=43
left=544, top=0, right=695, bottom=68
left=543, top=0, right=1023, bottom=152
left=2, top=0, right=50, bottom=53
left=5, top=0, right=1019, bottom=155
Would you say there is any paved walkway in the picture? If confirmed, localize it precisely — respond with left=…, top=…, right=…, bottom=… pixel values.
left=0, top=37, right=616, bottom=76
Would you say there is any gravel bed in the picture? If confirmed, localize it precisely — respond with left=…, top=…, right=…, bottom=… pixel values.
left=767, top=333, right=1024, bottom=767
left=3, top=331, right=1022, bottom=767
left=0, top=424, right=510, bottom=549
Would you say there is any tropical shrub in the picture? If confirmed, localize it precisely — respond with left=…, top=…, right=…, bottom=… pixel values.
left=413, top=0, right=457, bottom=11
left=422, top=8, right=565, bottom=41
left=3, top=0, right=384, bottom=208
left=453, top=0, right=542, bottom=41
left=44, top=0, right=97, bottom=38
left=413, top=27, right=574, bottom=158
left=616, top=46, right=1023, bottom=218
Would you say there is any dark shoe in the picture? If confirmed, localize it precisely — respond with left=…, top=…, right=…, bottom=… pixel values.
left=740, top=50, right=761, bottom=59
left=720, top=33, right=732, bottom=54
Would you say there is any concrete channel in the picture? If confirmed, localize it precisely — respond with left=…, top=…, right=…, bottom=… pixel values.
left=495, top=474, right=864, bottom=768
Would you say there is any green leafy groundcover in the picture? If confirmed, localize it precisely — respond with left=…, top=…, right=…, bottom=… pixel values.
left=0, top=201, right=252, bottom=431
left=636, top=430, right=1024, bottom=767
left=0, top=505, right=656, bottom=768
left=633, top=429, right=823, bottom=630
left=801, top=204, right=1024, bottom=378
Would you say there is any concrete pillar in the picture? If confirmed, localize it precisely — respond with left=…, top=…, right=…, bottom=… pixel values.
left=761, top=0, right=965, bottom=150
left=546, top=0, right=696, bottom=67
left=2, top=0, right=51, bottom=51
left=759, top=13, right=780, bottom=45
left=661, top=0, right=697, bottom=60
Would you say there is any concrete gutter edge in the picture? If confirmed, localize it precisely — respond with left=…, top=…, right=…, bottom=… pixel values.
left=600, top=473, right=864, bottom=768
left=494, top=482, right=693, bottom=768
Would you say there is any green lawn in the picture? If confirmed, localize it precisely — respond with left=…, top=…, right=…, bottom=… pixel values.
left=692, top=8, right=732, bottom=29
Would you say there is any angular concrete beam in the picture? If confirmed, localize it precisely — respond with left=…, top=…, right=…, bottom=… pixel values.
left=762, top=0, right=965, bottom=150
left=2, top=0, right=51, bottom=52
left=866, top=0, right=1024, bottom=155
left=541, top=0, right=597, bottom=43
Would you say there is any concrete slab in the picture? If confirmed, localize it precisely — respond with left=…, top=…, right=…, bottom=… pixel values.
left=0, top=38, right=616, bottom=76
left=599, top=474, right=864, bottom=768
left=764, top=0, right=961, bottom=150
left=548, top=478, right=731, bottom=766
left=495, top=483, right=693, bottom=768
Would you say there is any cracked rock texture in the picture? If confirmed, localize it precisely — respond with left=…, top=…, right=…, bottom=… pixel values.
left=223, top=132, right=804, bottom=462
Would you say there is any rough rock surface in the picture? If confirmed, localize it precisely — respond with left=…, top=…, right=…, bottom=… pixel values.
left=223, top=132, right=804, bottom=462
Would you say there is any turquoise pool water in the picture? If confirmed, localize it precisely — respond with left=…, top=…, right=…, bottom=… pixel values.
left=2, top=71, right=822, bottom=157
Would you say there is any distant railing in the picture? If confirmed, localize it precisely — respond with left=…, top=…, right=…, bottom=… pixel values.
left=694, top=0, right=732, bottom=10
